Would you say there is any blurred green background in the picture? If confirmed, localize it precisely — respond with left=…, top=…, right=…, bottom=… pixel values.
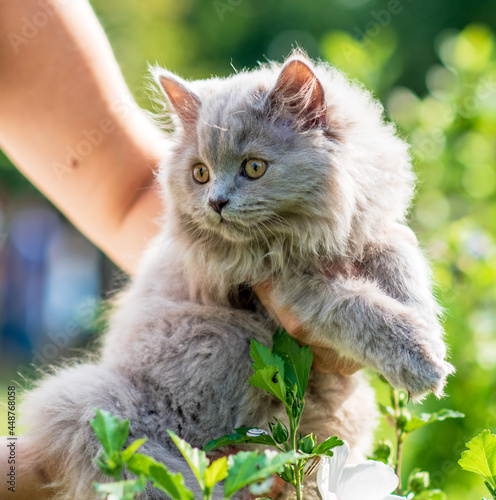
left=1, top=0, right=496, bottom=498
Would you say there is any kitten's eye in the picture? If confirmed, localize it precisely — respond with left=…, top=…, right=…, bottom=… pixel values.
left=243, top=158, right=267, bottom=179
left=192, top=163, right=210, bottom=184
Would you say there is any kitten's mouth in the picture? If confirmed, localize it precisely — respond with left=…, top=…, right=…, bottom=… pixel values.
left=204, top=212, right=252, bottom=241
left=204, top=209, right=289, bottom=244
left=215, top=214, right=285, bottom=244
left=215, top=216, right=248, bottom=241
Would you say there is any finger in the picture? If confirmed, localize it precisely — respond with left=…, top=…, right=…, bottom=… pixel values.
left=308, top=345, right=363, bottom=375
left=253, top=282, right=304, bottom=335
left=252, top=283, right=275, bottom=318
left=254, top=282, right=362, bottom=375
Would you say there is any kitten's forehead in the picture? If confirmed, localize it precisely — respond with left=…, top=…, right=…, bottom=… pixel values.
left=196, top=82, right=266, bottom=160
left=193, top=74, right=299, bottom=169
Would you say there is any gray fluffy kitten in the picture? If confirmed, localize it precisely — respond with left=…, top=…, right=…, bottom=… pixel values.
left=20, top=51, right=453, bottom=499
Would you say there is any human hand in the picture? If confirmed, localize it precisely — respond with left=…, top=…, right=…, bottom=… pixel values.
left=253, top=283, right=363, bottom=376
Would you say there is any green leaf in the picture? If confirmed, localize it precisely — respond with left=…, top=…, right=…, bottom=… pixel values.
left=249, top=338, right=286, bottom=375
left=94, top=476, right=147, bottom=500
left=272, top=328, right=313, bottom=399
left=312, top=436, right=344, bottom=457
left=404, top=409, right=465, bottom=434
left=484, top=481, right=496, bottom=500
left=459, top=430, right=496, bottom=488
left=127, top=454, right=194, bottom=500
left=248, top=338, right=287, bottom=402
left=204, top=427, right=278, bottom=452
left=121, top=438, right=148, bottom=464
left=204, top=456, right=228, bottom=493
left=168, top=431, right=210, bottom=492
left=411, top=489, right=447, bottom=500
left=248, top=365, right=286, bottom=402
left=224, top=450, right=300, bottom=498
left=485, top=480, right=496, bottom=498
left=90, top=408, right=130, bottom=455
left=94, top=457, right=120, bottom=478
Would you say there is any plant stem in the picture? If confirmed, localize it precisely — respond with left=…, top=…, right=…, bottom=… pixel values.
left=392, top=389, right=404, bottom=495
left=294, top=457, right=302, bottom=498
left=395, top=428, right=404, bottom=495
left=288, top=409, right=302, bottom=500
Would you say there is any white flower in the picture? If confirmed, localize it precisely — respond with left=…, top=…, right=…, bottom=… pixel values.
left=317, top=441, right=406, bottom=500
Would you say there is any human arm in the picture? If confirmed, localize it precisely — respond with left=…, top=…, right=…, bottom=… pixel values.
left=0, top=0, right=164, bottom=274
left=0, top=0, right=164, bottom=497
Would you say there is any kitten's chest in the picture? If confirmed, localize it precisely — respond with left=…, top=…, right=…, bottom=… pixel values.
left=189, top=277, right=270, bottom=318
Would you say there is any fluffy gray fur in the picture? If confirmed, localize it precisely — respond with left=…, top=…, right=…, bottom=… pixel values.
left=152, top=51, right=453, bottom=396
left=20, top=51, right=451, bottom=499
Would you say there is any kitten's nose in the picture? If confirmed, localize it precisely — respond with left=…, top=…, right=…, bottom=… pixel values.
left=208, top=196, right=229, bottom=215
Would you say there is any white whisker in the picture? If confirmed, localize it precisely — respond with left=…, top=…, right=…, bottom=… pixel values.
left=201, top=121, right=228, bottom=131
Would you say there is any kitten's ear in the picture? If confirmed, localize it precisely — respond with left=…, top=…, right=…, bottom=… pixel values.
left=153, top=68, right=201, bottom=128
left=268, top=58, right=326, bottom=130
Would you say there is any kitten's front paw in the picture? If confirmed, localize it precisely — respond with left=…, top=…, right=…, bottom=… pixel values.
left=399, top=353, right=454, bottom=400
left=382, top=318, right=455, bottom=399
